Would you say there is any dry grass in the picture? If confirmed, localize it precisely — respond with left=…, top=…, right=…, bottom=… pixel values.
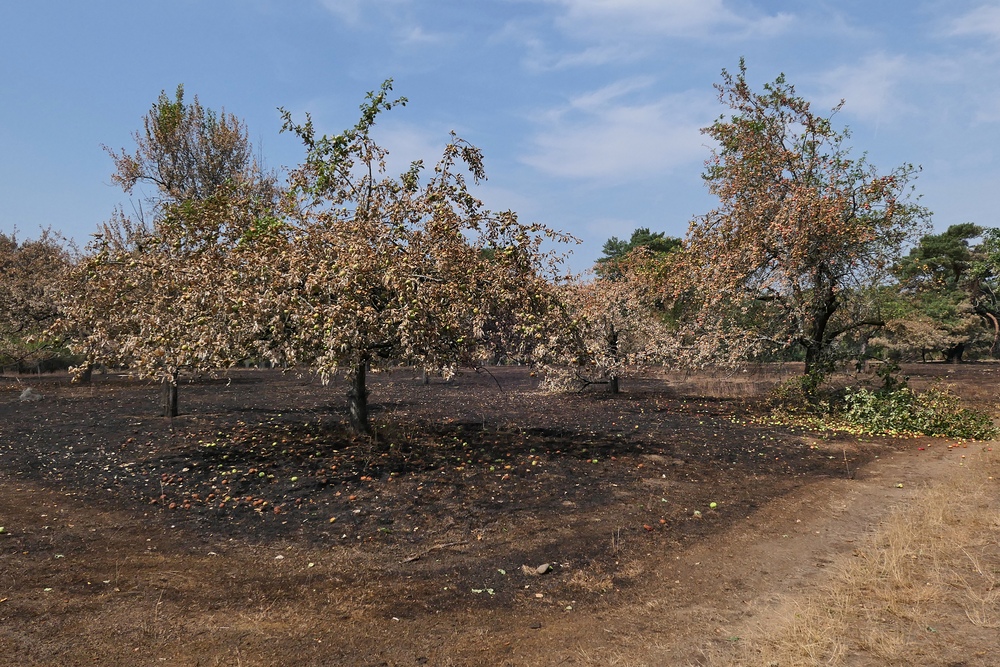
left=656, top=366, right=794, bottom=400
left=567, top=567, right=616, bottom=594
left=709, top=446, right=1000, bottom=666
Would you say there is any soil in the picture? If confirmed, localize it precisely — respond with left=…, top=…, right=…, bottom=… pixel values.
left=0, top=363, right=996, bottom=666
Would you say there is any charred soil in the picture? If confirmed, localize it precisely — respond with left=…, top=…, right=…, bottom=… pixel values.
left=0, top=364, right=996, bottom=665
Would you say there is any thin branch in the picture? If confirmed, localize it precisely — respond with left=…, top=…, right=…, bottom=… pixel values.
left=473, top=365, right=505, bottom=392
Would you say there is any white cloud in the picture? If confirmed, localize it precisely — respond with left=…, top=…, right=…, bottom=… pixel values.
left=948, top=4, right=1000, bottom=41
left=317, top=0, right=412, bottom=25
left=546, top=44, right=643, bottom=69
left=543, top=0, right=794, bottom=39
left=814, top=53, right=914, bottom=124
left=521, top=81, right=712, bottom=180
left=369, top=122, right=452, bottom=179
left=566, top=76, right=657, bottom=111
left=505, top=0, right=795, bottom=71
left=399, top=25, right=448, bottom=45
left=506, top=31, right=643, bottom=71
left=318, top=0, right=363, bottom=23
left=317, top=0, right=448, bottom=57
left=815, top=47, right=1000, bottom=128
left=920, top=53, right=1000, bottom=124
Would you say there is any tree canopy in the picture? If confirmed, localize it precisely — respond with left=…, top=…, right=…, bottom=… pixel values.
left=677, top=60, right=929, bottom=374
left=596, top=227, right=680, bottom=279
left=258, top=81, right=573, bottom=433
left=880, top=223, right=1000, bottom=361
left=104, top=85, right=263, bottom=205
left=62, top=87, right=278, bottom=415
left=0, top=229, right=73, bottom=371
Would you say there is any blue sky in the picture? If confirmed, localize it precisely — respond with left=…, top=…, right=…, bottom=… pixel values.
left=2, top=1, right=998, bottom=271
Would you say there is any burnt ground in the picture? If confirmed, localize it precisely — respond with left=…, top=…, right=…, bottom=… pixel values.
left=0, top=363, right=997, bottom=666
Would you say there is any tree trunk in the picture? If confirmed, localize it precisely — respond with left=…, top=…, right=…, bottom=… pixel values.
left=348, top=363, right=371, bottom=435
left=802, top=282, right=840, bottom=378
left=944, top=342, right=965, bottom=364
left=855, top=338, right=869, bottom=372
left=421, top=368, right=430, bottom=385
left=74, top=363, right=94, bottom=385
left=162, top=371, right=179, bottom=418
left=606, top=323, right=620, bottom=395
left=803, top=344, right=822, bottom=377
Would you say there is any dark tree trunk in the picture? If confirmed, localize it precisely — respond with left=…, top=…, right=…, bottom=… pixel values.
left=606, top=324, right=620, bottom=395
left=421, top=368, right=430, bottom=385
left=802, top=279, right=840, bottom=378
left=803, top=343, right=822, bottom=377
left=73, top=363, right=93, bottom=385
left=348, top=363, right=371, bottom=435
left=161, top=371, right=178, bottom=418
left=944, top=342, right=965, bottom=364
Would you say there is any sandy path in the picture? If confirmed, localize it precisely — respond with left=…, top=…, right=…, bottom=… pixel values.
left=501, top=440, right=978, bottom=666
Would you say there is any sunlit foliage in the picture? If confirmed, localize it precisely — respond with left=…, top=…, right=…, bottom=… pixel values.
left=678, top=60, right=929, bottom=374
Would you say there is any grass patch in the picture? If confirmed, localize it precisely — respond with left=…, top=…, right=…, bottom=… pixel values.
left=710, top=446, right=1000, bottom=666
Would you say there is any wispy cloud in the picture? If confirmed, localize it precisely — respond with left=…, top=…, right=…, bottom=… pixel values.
left=816, top=46, right=1000, bottom=129
left=318, top=0, right=415, bottom=27
left=543, top=43, right=644, bottom=70
left=399, top=25, right=449, bottom=46
left=543, top=0, right=794, bottom=39
left=521, top=80, right=711, bottom=180
left=495, top=21, right=644, bottom=71
left=815, top=52, right=914, bottom=123
left=564, top=76, right=657, bottom=111
left=318, top=0, right=364, bottom=23
left=317, top=0, right=449, bottom=55
left=507, top=0, right=795, bottom=71
left=948, top=4, right=1000, bottom=41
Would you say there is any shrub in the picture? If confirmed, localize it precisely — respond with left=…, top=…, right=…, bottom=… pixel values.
left=842, top=384, right=997, bottom=440
left=841, top=385, right=916, bottom=434
left=770, top=361, right=998, bottom=440
left=770, top=369, right=836, bottom=414
left=909, top=386, right=998, bottom=440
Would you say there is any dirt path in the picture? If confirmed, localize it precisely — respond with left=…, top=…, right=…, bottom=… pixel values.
left=551, top=441, right=973, bottom=666
left=438, top=439, right=973, bottom=666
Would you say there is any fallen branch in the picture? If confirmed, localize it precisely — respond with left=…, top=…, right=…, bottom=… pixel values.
left=473, top=365, right=505, bottom=392
left=400, top=540, right=469, bottom=563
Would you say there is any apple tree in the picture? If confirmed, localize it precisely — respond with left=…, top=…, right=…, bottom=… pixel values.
left=549, top=241, right=680, bottom=393
left=272, top=81, right=572, bottom=434
left=0, top=229, right=74, bottom=373
left=680, top=61, right=929, bottom=376
left=61, top=86, right=279, bottom=416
